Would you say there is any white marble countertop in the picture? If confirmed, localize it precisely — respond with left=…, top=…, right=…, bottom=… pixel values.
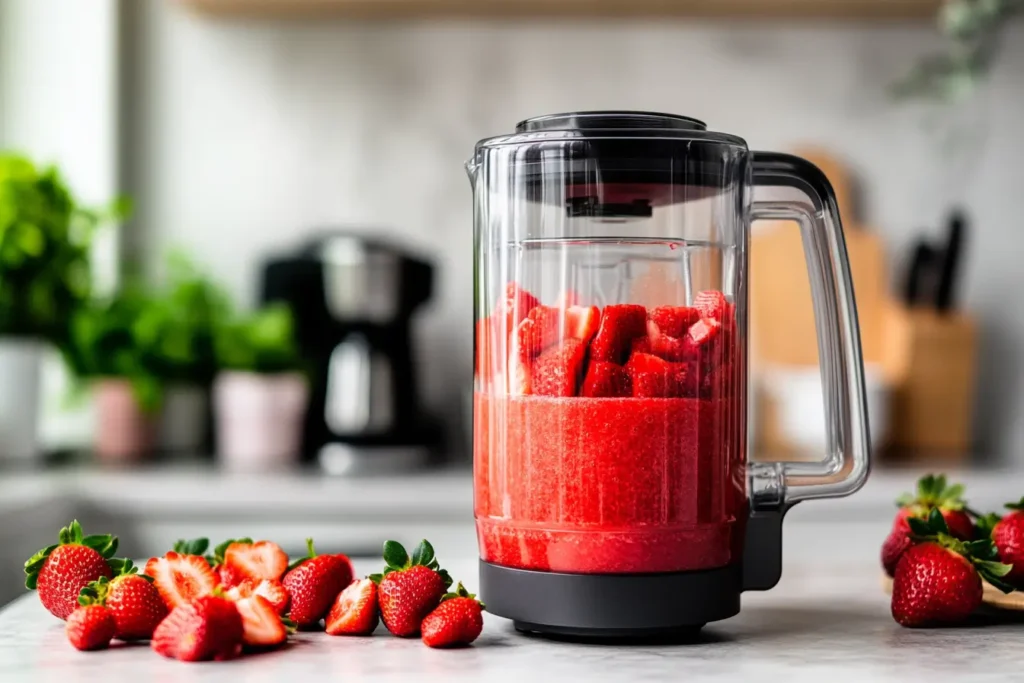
left=2, top=554, right=1021, bottom=682
left=3, top=465, right=1024, bottom=680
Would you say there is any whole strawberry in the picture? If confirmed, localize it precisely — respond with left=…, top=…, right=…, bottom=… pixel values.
left=282, top=538, right=353, bottom=628
left=24, top=521, right=118, bottom=620
left=152, top=594, right=244, bottom=662
left=65, top=604, right=116, bottom=652
left=881, top=474, right=974, bottom=577
left=991, top=498, right=1024, bottom=587
left=78, top=560, right=167, bottom=641
left=891, top=510, right=1012, bottom=628
left=372, top=539, right=452, bottom=638
left=421, top=583, right=484, bottom=648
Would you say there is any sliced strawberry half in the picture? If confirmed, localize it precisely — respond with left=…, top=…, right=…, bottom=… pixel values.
left=694, top=290, right=728, bottom=320
left=649, top=306, right=701, bottom=338
left=326, top=579, right=379, bottom=636
left=224, top=541, right=289, bottom=582
left=688, top=317, right=722, bottom=346
left=590, top=304, right=648, bottom=364
left=226, top=578, right=290, bottom=616
left=496, top=282, right=540, bottom=329
left=565, top=306, right=601, bottom=344
left=144, top=552, right=219, bottom=611
left=581, top=361, right=631, bottom=398
left=234, top=594, right=288, bottom=649
left=532, top=339, right=587, bottom=397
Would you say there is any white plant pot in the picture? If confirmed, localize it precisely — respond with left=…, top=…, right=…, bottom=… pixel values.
left=213, top=371, right=309, bottom=471
left=0, top=338, right=44, bottom=462
left=158, top=384, right=209, bottom=454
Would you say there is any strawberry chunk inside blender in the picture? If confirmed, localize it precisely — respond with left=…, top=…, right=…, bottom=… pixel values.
left=474, top=286, right=745, bottom=574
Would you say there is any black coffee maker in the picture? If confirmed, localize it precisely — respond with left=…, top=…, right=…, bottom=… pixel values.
left=261, top=233, right=441, bottom=474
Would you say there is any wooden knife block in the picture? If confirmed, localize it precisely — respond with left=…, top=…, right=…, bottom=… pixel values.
left=881, top=305, right=978, bottom=459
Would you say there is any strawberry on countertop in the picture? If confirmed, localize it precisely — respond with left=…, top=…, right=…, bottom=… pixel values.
left=203, top=537, right=249, bottom=588
left=991, top=498, right=1024, bottom=587
left=65, top=604, right=116, bottom=652
left=891, top=510, right=1012, bottom=628
left=281, top=538, right=353, bottom=628
left=372, top=539, right=452, bottom=638
left=421, top=583, right=485, bottom=649
left=77, top=559, right=167, bottom=641
left=24, top=520, right=118, bottom=620
left=145, top=550, right=219, bottom=611
left=152, top=594, right=244, bottom=662
left=881, top=474, right=975, bottom=577
left=326, top=578, right=379, bottom=636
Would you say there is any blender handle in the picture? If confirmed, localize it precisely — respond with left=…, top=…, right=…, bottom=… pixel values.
left=749, top=152, right=871, bottom=509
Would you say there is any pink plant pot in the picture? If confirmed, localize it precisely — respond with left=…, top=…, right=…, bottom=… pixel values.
left=94, top=379, right=156, bottom=464
left=213, top=371, right=309, bottom=471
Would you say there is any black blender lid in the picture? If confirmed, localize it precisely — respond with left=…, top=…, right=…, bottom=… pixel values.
left=516, top=111, right=708, bottom=133
left=474, top=111, right=748, bottom=208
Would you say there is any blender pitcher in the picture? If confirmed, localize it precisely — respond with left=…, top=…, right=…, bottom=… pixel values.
left=468, top=111, right=870, bottom=638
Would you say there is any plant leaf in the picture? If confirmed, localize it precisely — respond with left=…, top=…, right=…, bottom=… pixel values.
left=411, top=540, right=435, bottom=568
left=382, top=541, right=409, bottom=570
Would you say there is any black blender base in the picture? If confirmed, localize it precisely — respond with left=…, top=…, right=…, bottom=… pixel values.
left=480, top=560, right=740, bottom=640
left=514, top=621, right=706, bottom=643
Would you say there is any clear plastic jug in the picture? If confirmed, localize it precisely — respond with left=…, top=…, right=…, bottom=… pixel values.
left=468, top=112, right=870, bottom=589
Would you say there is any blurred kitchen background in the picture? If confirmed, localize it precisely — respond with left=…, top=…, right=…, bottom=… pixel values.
left=0, top=0, right=1022, bottom=605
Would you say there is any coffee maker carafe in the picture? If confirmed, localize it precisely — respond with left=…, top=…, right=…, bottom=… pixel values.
left=468, top=112, right=870, bottom=637
left=262, top=233, right=441, bottom=474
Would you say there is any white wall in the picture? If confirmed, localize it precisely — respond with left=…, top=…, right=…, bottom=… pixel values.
left=0, top=0, right=121, bottom=450
left=127, top=3, right=1024, bottom=459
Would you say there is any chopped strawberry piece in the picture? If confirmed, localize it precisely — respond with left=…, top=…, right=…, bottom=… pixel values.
left=631, top=336, right=653, bottom=355
left=532, top=339, right=587, bottom=397
left=224, top=541, right=289, bottom=582
left=226, top=578, right=290, bottom=616
left=649, top=306, right=701, bottom=338
left=581, top=362, right=631, bottom=398
left=694, top=290, right=728, bottom=320
left=515, top=306, right=562, bottom=361
left=626, top=353, right=695, bottom=398
left=688, top=317, right=722, bottom=346
left=590, top=305, right=648, bottom=364
left=648, top=334, right=694, bottom=362
left=144, top=552, right=219, bottom=611
left=566, top=306, right=601, bottom=344
left=508, top=355, right=532, bottom=395
left=496, top=282, right=540, bottom=331
left=234, top=595, right=287, bottom=649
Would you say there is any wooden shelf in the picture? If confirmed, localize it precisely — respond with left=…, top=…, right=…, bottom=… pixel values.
left=178, top=0, right=941, bottom=20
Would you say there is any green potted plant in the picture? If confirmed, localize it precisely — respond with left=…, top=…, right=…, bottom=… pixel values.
left=63, top=286, right=165, bottom=463
left=0, top=154, right=117, bottom=462
left=213, top=303, right=308, bottom=470
left=145, top=252, right=231, bottom=454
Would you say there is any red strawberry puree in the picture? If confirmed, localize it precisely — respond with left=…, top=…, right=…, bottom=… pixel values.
left=474, top=393, right=746, bottom=574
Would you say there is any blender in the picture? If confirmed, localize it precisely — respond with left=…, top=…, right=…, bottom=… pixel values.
left=467, top=111, right=870, bottom=638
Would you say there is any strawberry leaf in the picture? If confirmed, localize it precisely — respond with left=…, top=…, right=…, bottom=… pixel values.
left=382, top=541, right=409, bottom=570
left=368, top=573, right=383, bottom=585
left=975, top=512, right=1002, bottom=539
left=174, top=538, right=209, bottom=556
left=437, top=568, right=453, bottom=590
left=411, top=540, right=435, bottom=568
left=1005, top=497, right=1024, bottom=511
